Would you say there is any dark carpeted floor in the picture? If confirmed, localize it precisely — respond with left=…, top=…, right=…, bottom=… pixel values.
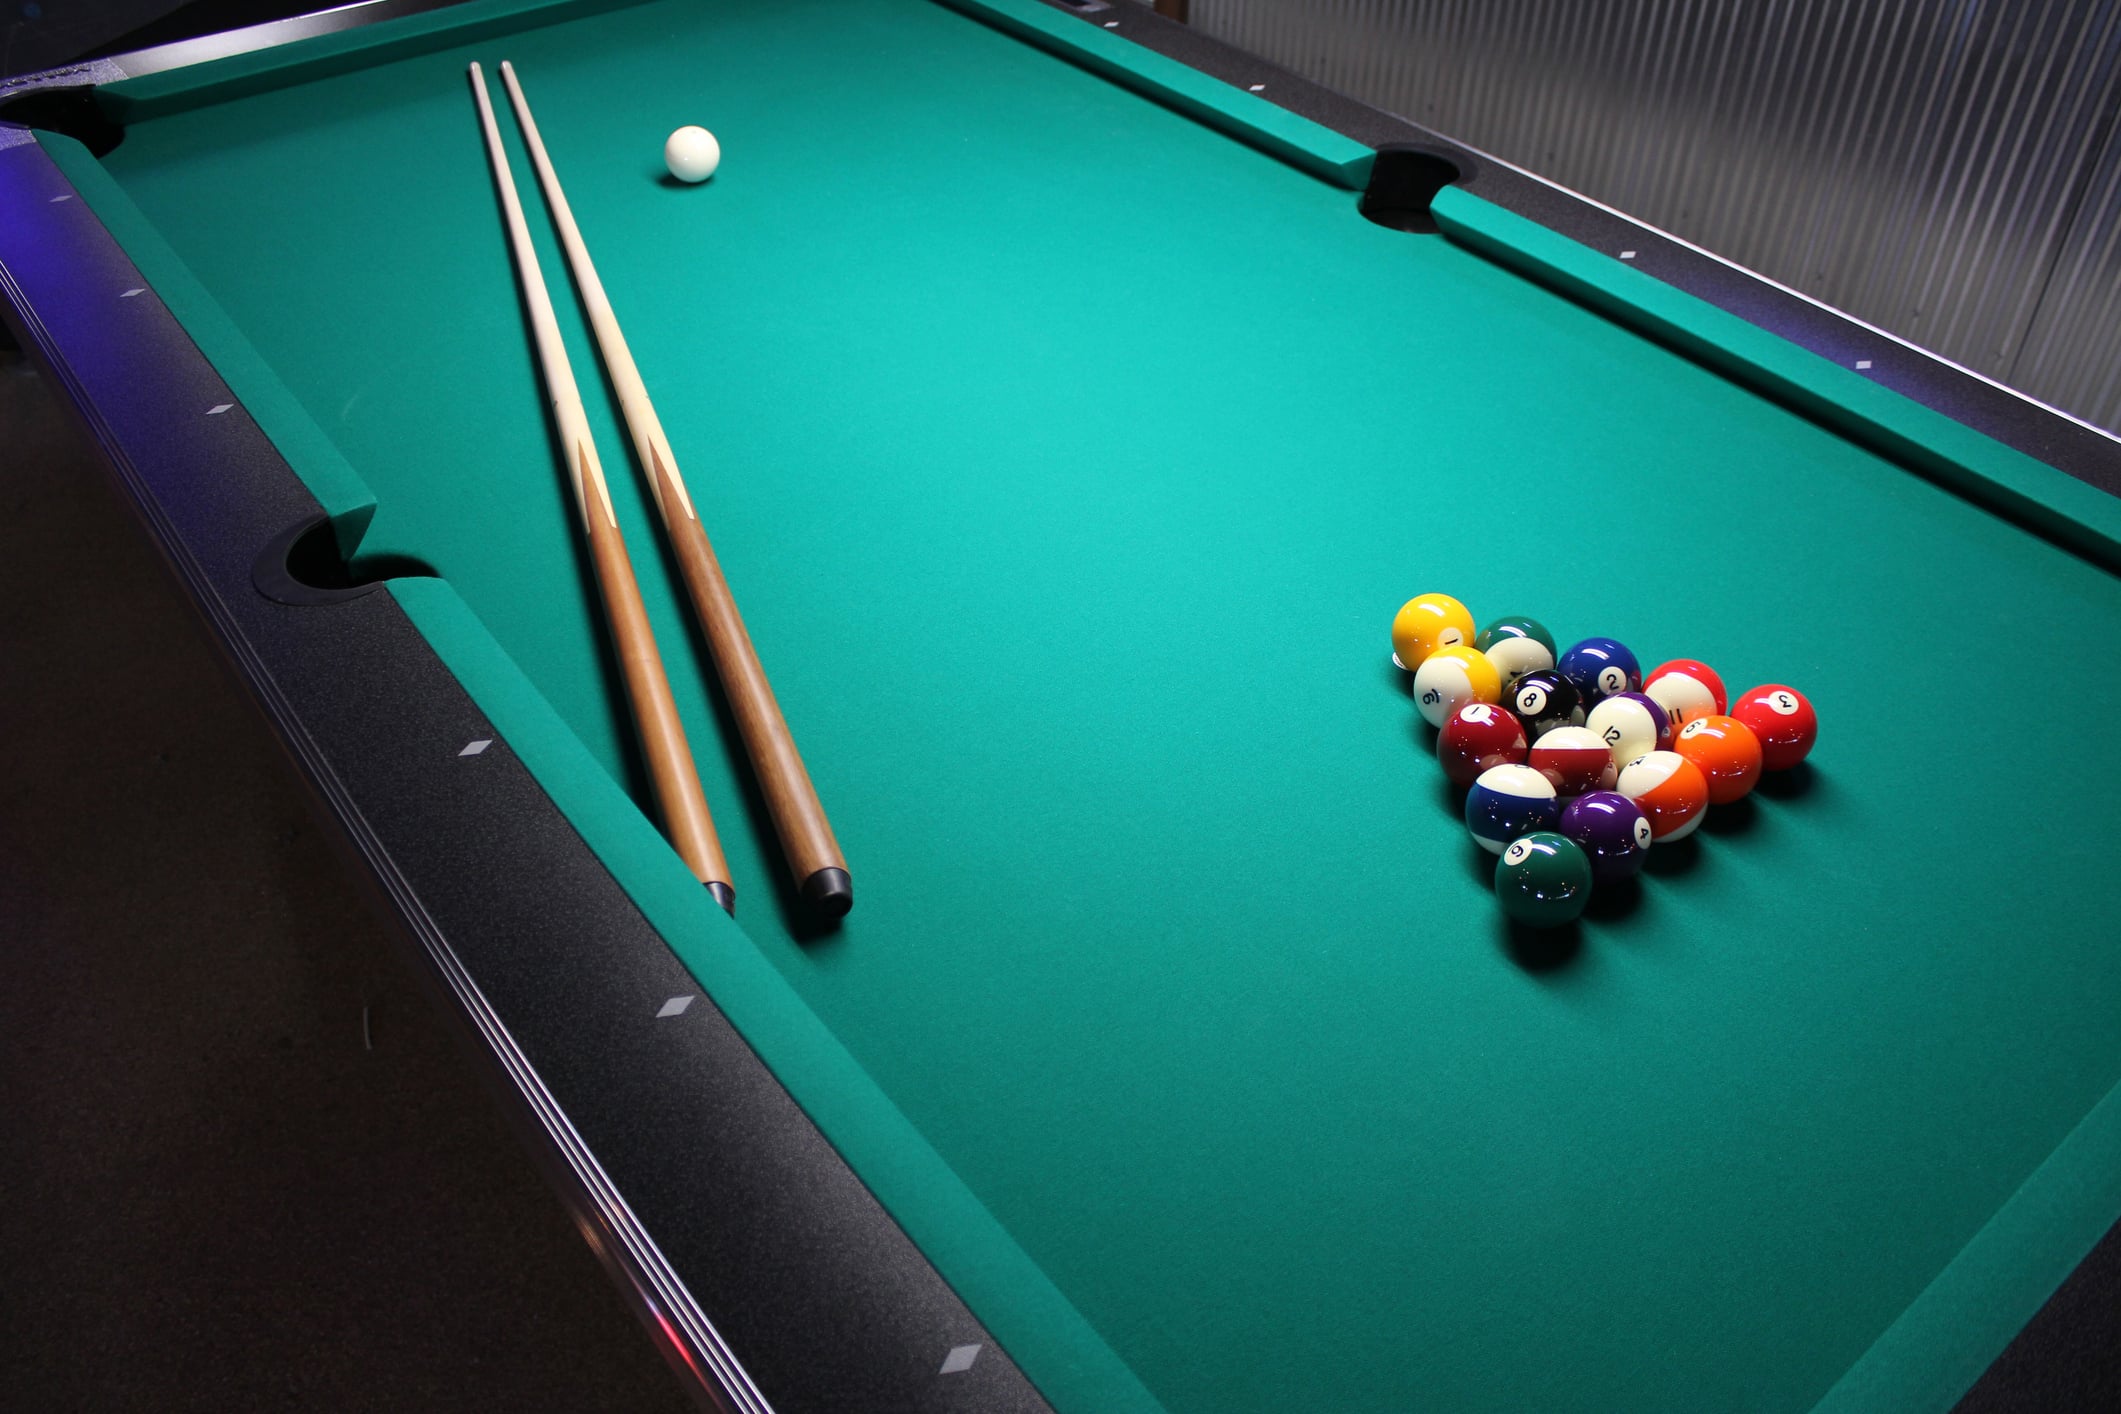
left=0, top=348, right=693, bottom=1412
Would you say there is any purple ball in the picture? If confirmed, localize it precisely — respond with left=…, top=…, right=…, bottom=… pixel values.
left=1558, top=791, right=1654, bottom=885
left=1584, top=691, right=1671, bottom=767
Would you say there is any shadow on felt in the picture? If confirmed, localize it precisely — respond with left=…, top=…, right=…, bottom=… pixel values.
left=1642, top=831, right=1705, bottom=879
left=1500, top=917, right=1582, bottom=972
left=1698, top=793, right=1760, bottom=839
left=1754, top=761, right=1819, bottom=802
left=1582, top=874, right=1642, bottom=924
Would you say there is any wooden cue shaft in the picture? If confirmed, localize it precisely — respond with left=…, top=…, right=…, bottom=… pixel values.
left=468, top=62, right=736, bottom=913
left=499, top=62, right=852, bottom=919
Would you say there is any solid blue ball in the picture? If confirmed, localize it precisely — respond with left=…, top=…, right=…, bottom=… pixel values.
left=1557, top=637, right=1642, bottom=705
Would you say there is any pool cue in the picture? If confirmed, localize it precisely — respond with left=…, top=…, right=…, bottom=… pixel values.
left=469, top=62, right=736, bottom=915
left=499, top=61, right=853, bottom=920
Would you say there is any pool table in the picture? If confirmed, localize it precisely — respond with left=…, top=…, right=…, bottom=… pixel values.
left=6, top=1, right=2121, bottom=1409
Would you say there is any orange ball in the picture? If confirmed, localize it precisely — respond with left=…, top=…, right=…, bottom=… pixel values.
left=1615, top=750, right=1710, bottom=842
left=1672, top=714, right=1764, bottom=804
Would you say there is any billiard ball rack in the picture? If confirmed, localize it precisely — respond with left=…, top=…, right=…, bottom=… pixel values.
left=1396, top=596, right=1818, bottom=937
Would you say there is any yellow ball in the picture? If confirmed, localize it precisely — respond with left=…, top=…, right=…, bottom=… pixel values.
left=1390, top=593, right=1475, bottom=670
left=1411, top=644, right=1502, bottom=728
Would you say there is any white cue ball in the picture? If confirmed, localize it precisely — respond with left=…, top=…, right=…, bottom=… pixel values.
left=664, top=125, right=720, bottom=183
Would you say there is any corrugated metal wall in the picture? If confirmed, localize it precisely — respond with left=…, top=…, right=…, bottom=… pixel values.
left=2017, top=104, right=2121, bottom=426
left=1191, top=0, right=2121, bottom=433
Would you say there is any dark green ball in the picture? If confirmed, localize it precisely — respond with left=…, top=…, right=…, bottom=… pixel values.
left=1477, top=617, right=1558, bottom=686
left=1477, top=616, right=1556, bottom=656
left=1493, top=831, right=1593, bottom=928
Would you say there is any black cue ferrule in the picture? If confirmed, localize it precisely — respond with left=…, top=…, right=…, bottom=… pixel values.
left=800, top=868, right=853, bottom=920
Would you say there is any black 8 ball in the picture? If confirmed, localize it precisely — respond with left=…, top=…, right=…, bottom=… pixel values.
left=1508, top=670, right=1581, bottom=737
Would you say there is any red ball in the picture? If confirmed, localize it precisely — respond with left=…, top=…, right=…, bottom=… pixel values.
left=1730, top=684, right=1817, bottom=771
left=1643, top=658, right=1728, bottom=728
left=1437, top=701, right=1528, bottom=787
left=1528, top=726, right=1618, bottom=797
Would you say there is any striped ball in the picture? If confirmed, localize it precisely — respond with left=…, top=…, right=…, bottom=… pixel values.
left=1584, top=691, right=1671, bottom=769
left=1615, top=750, right=1710, bottom=842
left=1529, top=726, right=1618, bottom=798
left=1479, top=634, right=1555, bottom=686
left=1412, top=645, right=1502, bottom=730
left=1643, top=659, right=1727, bottom=731
left=1465, top=763, right=1560, bottom=855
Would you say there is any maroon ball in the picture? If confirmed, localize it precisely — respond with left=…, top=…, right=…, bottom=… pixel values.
left=1437, top=701, right=1529, bottom=787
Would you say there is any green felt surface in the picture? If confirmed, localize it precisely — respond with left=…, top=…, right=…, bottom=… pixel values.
left=66, top=0, right=2121, bottom=1409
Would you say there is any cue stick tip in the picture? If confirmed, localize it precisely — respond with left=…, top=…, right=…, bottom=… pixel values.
left=799, top=867, right=854, bottom=920
left=706, top=880, right=736, bottom=915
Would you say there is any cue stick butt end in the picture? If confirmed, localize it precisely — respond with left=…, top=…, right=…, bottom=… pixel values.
left=800, top=867, right=853, bottom=920
left=706, top=880, right=736, bottom=916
